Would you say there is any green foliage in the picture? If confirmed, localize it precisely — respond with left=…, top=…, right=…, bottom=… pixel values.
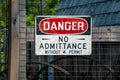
left=26, top=0, right=42, bottom=26
left=26, top=0, right=60, bottom=26
left=0, top=21, right=6, bottom=28
left=1, top=52, right=5, bottom=71
left=0, top=1, right=8, bottom=29
left=0, top=29, right=5, bottom=71
left=44, top=0, right=60, bottom=15
left=26, top=14, right=35, bottom=26
left=0, top=0, right=8, bottom=71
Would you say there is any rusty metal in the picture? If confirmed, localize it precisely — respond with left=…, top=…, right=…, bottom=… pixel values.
left=31, top=61, right=72, bottom=80
left=26, top=55, right=115, bottom=80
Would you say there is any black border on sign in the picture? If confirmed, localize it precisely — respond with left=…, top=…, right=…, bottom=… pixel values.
left=35, top=16, right=92, bottom=55
left=35, top=16, right=92, bottom=35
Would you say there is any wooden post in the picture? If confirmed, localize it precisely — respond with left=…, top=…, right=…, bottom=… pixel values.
left=9, top=0, right=26, bottom=80
left=9, top=0, right=19, bottom=80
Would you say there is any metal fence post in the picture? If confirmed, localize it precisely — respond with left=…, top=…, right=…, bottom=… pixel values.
left=48, top=56, right=54, bottom=80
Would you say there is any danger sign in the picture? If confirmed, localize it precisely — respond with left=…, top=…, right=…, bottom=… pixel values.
left=35, top=16, right=92, bottom=55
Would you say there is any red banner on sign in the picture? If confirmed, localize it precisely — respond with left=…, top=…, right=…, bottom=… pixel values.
left=39, top=18, right=88, bottom=34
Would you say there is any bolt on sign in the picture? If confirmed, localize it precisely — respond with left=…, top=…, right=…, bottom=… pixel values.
left=35, top=16, right=92, bottom=55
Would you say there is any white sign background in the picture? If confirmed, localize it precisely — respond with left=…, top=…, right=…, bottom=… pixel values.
left=35, top=16, right=92, bottom=55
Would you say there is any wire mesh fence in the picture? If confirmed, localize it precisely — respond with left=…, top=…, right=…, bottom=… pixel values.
left=26, top=28, right=120, bottom=80
left=25, top=0, right=120, bottom=80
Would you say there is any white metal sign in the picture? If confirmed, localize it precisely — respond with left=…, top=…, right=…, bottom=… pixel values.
left=35, top=16, right=92, bottom=55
